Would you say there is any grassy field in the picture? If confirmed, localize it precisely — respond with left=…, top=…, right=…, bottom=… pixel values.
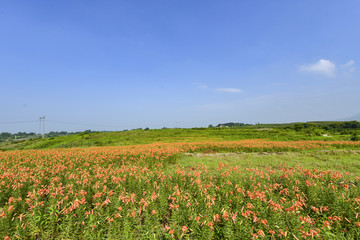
left=177, top=150, right=360, bottom=177
left=1, top=140, right=360, bottom=239
left=0, top=127, right=356, bottom=151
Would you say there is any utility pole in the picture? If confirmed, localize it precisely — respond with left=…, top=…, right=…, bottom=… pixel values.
left=39, top=118, right=41, bottom=136
left=39, top=116, right=45, bottom=138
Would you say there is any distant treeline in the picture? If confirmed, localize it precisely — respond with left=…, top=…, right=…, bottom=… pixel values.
left=215, top=122, right=253, bottom=127
left=286, top=121, right=360, bottom=132
left=214, top=121, right=360, bottom=131
left=0, top=131, right=78, bottom=142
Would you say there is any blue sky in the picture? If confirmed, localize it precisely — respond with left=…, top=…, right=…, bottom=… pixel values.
left=1, top=0, right=359, bottom=133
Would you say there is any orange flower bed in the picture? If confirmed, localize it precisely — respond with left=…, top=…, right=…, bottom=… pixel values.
left=0, top=140, right=360, bottom=239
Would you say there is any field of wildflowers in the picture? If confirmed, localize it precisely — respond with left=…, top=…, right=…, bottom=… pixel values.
left=1, top=139, right=360, bottom=239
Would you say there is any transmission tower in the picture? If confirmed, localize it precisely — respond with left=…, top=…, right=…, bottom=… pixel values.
left=39, top=116, right=45, bottom=138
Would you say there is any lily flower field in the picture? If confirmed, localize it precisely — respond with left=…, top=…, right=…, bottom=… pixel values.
left=1, top=140, right=360, bottom=239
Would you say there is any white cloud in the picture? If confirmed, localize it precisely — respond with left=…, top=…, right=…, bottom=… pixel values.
left=193, top=82, right=208, bottom=90
left=342, top=60, right=355, bottom=68
left=193, top=83, right=243, bottom=93
left=215, top=88, right=243, bottom=93
left=300, top=59, right=336, bottom=77
left=342, top=60, right=355, bottom=73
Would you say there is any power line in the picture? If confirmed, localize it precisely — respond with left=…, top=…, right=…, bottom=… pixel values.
left=0, top=120, right=38, bottom=125
left=0, top=120, right=117, bottom=128
left=46, top=120, right=122, bottom=128
left=1, top=119, right=125, bottom=132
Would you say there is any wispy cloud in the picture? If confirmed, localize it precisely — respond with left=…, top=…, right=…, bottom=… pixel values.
left=215, top=88, right=243, bottom=93
left=300, top=59, right=336, bottom=77
left=193, top=82, right=208, bottom=90
left=193, top=83, right=243, bottom=93
left=342, top=60, right=355, bottom=68
left=342, top=60, right=355, bottom=73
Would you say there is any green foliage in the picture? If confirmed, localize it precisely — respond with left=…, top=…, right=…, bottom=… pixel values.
left=216, top=122, right=252, bottom=127
left=350, top=133, right=359, bottom=141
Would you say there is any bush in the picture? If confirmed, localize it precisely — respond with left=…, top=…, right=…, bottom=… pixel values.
left=350, top=133, right=359, bottom=141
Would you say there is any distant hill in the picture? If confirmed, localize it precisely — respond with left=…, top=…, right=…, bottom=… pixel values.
left=342, top=113, right=360, bottom=121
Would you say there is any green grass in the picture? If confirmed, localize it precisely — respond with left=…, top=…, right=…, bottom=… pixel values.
left=0, top=127, right=355, bottom=151
left=173, top=150, right=360, bottom=177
